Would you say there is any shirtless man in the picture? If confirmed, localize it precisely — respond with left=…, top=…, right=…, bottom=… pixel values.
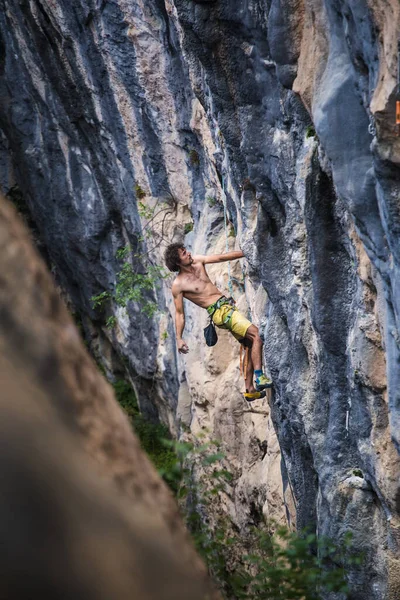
left=164, top=243, right=272, bottom=400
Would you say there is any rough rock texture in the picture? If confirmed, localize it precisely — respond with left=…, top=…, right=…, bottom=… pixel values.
left=0, top=192, right=220, bottom=599
left=1, top=0, right=400, bottom=597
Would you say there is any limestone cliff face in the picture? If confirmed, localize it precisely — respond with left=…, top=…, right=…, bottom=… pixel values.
left=1, top=1, right=400, bottom=597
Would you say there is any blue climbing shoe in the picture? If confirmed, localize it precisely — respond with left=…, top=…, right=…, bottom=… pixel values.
left=255, top=374, right=273, bottom=391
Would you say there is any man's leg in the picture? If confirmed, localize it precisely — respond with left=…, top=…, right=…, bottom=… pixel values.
left=244, top=325, right=272, bottom=390
left=244, top=325, right=263, bottom=372
left=240, top=338, right=255, bottom=392
left=245, top=348, right=255, bottom=392
left=226, top=309, right=272, bottom=394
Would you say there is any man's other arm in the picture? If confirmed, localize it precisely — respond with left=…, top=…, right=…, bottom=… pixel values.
left=172, top=285, right=189, bottom=354
left=194, top=250, right=244, bottom=265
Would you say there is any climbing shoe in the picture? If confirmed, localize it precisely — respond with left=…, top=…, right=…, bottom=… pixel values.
left=255, top=374, right=273, bottom=391
left=243, top=390, right=266, bottom=402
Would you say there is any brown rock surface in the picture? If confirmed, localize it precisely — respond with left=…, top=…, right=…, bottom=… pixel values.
left=0, top=193, right=220, bottom=599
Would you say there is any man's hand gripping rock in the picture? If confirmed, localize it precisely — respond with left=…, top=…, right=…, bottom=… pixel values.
left=177, top=339, right=189, bottom=354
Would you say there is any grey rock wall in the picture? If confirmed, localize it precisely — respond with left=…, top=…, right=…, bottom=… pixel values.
left=0, top=0, right=185, bottom=421
left=170, top=1, right=400, bottom=596
left=1, top=0, right=400, bottom=597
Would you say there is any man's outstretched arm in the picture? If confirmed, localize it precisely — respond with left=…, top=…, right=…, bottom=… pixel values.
left=172, top=285, right=189, bottom=354
left=195, top=250, right=244, bottom=265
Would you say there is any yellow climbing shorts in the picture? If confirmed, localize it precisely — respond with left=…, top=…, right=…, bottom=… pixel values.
left=212, top=304, right=252, bottom=341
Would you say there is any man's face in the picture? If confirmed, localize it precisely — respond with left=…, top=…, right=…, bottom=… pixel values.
left=178, top=247, right=193, bottom=267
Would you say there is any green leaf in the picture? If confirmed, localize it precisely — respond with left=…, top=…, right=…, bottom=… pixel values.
left=202, top=452, right=225, bottom=465
left=91, top=290, right=111, bottom=310
left=105, top=315, right=117, bottom=328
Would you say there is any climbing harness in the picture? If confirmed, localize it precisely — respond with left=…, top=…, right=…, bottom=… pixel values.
left=207, top=296, right=252, bottom=386
left=206, top=295, right=236, bottom=323
left=204, top=296, right=236, bottom=346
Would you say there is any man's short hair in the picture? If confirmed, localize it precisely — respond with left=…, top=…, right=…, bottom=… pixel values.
left=164, top=243, right=185, bottom=272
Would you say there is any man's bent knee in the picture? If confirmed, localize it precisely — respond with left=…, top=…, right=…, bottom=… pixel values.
left=245, top=325, right=261, bottom=343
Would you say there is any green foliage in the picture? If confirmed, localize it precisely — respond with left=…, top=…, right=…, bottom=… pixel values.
left=95, top=395, right=361, bottom=600
left=161, top=331, right=168, bottom=340
left=352, top=468, right=364, bottom=478
left=114, top=261, right=164, bottom=310
left=159, top=440, right=359, bottom=600
left=137, top=198, right=171, bottom=222
left=189, top=148, right=200, bottom=166
left=184, top=222, right=194, bottom=235
left=138, top=201, right=154, bottom=220
left=206, top=195, right=217, bottom=207
left=113, top=379, right=137, bottom=413
left=90, top=247, right=168, bottom=326
left=135, top=183, right=146, bottom=200
left=107, top=375, right=360, bottom=600
left=228, top=225, right=236, bottom=238
left=116, top=246, right=131, bottom=260
left=113, top=379, right=178, bottom=490
left=158, top=437, right=240, bottom=588
left=91, top=290, right=111, bottom=309
left=105, top=315, right=117, bottom=328
left=142, top=301, right=158, bottom=318
left=159, top=437, right=224, bottom=502
left=306, top=125, right=317, bottom=139
left=230, top=527, right=357, bottom=600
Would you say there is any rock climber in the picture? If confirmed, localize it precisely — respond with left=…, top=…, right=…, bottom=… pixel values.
left=164, top=243, right=272, bottom=401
